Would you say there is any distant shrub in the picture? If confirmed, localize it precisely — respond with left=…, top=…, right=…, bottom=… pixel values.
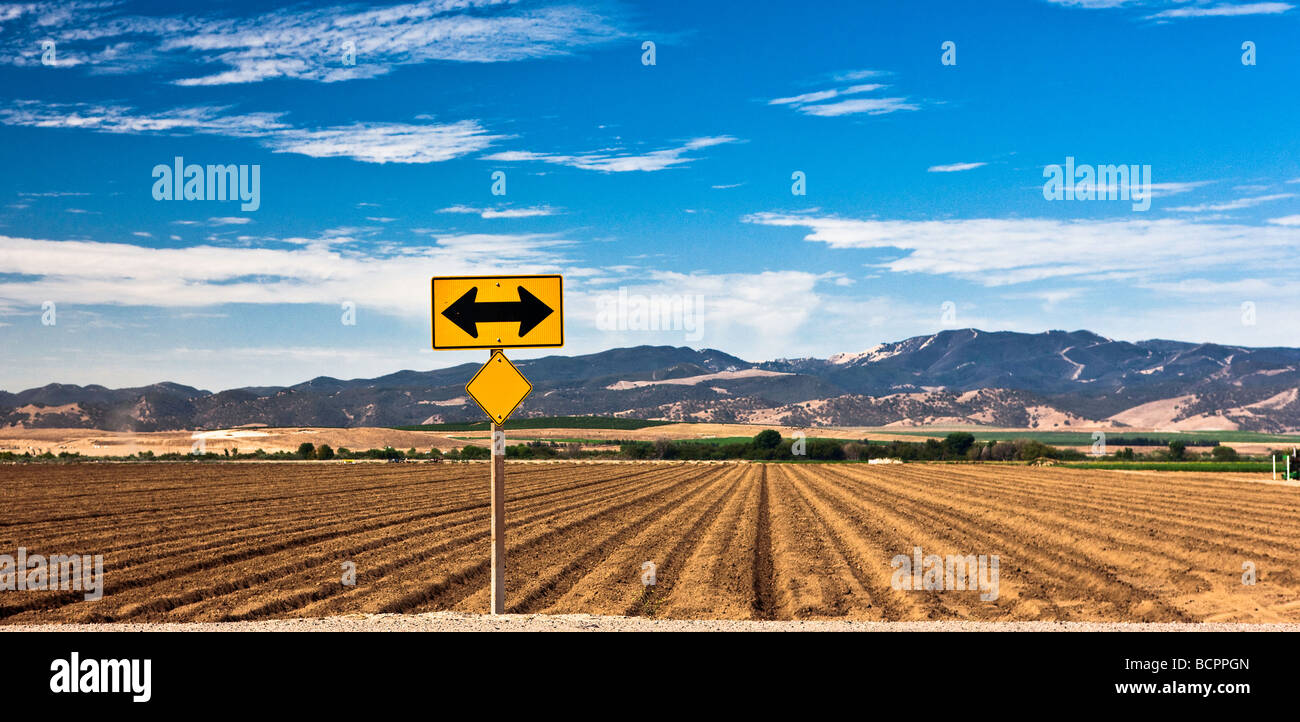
left=842, top=442, right=868, bottom=461
left=621, top=441, right=654, bottom=459
left=942, top=432, right=976, bottom=458
left=753, top=430, right=782, bottom=449
left=1167, top=440, right=1187, bottom=461
left=1211, top=445, right=1239, bottom=462
left=459, top=444, right=490, bottom=460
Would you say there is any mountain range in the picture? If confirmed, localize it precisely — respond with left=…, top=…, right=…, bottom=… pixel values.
left=4, top=329, right=1300, bottom=432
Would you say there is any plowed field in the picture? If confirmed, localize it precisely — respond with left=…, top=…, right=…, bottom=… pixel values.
left=2, top=462, right=1296, bottom=623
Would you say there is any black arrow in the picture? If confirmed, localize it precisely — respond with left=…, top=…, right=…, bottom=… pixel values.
left=441, top=285, right=554, bottom=339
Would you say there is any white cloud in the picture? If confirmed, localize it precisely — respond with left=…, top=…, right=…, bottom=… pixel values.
left=1040, top=180, right=1212, bottom=200
left=797, top=97, right=919, bottom=117
left=1003, top=288, right=1085, bottom=310
left=578, top=270, right=841, bottom=358
left=267, top=121, right=502, bottom=164
left=0, top=232, right=577, bottom=317
left=1145, top=181, right=1216, bottom=198
left=1268, top=215, right=1300, bottom=226
left=484, top=136, right=738, bottom=172
left=0, top=101, right=286, bottom=136
left=928, top=162, right=986, bottom=173
left=1169, top=193, right=1293, bottom=212
left=769, top=73, right=918, bottom=118
left=831, top=69, right=887, bottom=82
left=1041, top=0, right=1140, bottom=7
left=439, top=205, right=560, bottom=219
left=744, top=212, right=1300, bottom=286
left=1149, top=2, right=1293, bottom=18
left=0, top=100, right=502, bottom=164
left=769, top=84, right=886, bottom=107
left=1042, top=0, right=1294, bottom=19
left=0, top=232, right=876, bottom=369
left=1044, top=0, right=1293, bottom=14
left=0, top=1, right=625, bottom=84
left=208, top=217, right=252, bottom=226
left=1141, top=277, right=1300, bottom=300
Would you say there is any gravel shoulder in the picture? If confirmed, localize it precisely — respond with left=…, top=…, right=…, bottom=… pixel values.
left=3, top=612, right=1299, bottom=632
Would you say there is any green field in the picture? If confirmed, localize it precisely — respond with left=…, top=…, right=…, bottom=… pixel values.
left=1061, top=461, right=1276, bottom=472
left=394, top=416, right=676, bottom=432
left=670, top=436, right=866, bottom=446
left=886, top=429, right=1300, bottom=445
left=456, top=435, right=865, bottom=446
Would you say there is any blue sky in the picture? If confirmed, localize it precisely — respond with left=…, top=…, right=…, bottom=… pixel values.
left=1, top=0, right=1299, bottom=391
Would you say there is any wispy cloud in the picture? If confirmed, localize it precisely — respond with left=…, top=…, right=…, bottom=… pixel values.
left=769, top=84, right=886, bottom=107
left=797, top=98, right=919, bottom=118
left=267, top=121, right=502, bottom=164
left=0, top=101, right=286, bottom=136
left=0, top=1, right=626, bottom=84
left=439, top=205, right=560, bottom=219
left=928, top=162, right=986, bottom=173
left=1169, top=193, right=1293, bottom=212
left=744, top=212, right=1300, bottom=286
left=484, top=136, right=739, bottom=172
left=1043, top=0, right=1294, bottom=18
left=0, top=100, right=502, bottom=164
left=1043, top=1, right=1138, bottom=7
left=1149, top=2, right=1293, bottom=19
left=769, top=72, right=919, bottom=118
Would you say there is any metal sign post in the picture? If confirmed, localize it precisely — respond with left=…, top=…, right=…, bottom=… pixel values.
left=490, top=410, right=506, bottom=615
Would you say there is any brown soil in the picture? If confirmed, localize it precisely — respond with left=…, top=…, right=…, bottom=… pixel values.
left=0, top=462, right=1294, bottom=623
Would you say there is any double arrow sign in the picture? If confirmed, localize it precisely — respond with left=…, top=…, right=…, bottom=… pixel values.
left=431, top=275, right=563, bottom=424
left=440, top=285, right=554, bottom=340
left=431, top=275, right=563, bottom=350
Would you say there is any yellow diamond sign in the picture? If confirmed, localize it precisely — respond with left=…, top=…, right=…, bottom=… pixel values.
left=465, top=350, right=533, bottom=424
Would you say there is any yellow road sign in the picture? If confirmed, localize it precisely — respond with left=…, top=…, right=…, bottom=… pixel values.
left=431, top=275, right=563, bottom=350
left=465, top=350, right=533, bottom=424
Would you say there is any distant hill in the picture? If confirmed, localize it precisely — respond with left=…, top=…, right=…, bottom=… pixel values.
left=4, top=329, right=1300, bottom=432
